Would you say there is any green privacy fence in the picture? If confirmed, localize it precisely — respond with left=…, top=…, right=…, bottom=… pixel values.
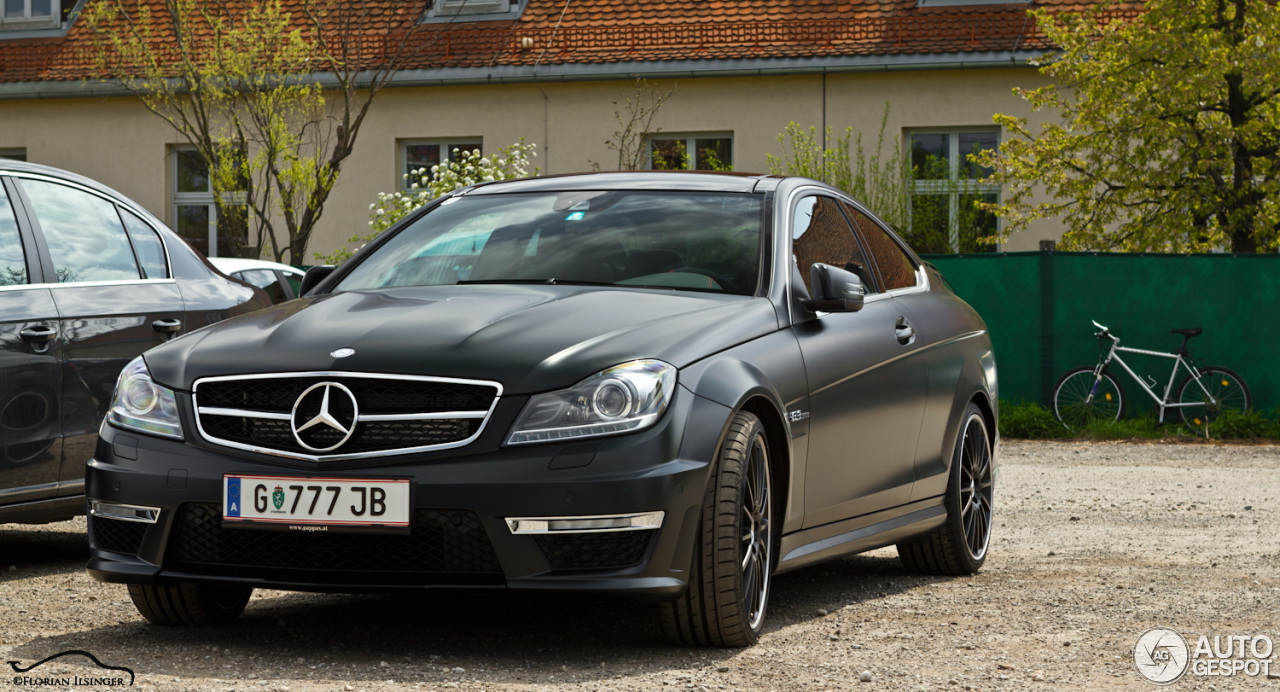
left=922, top=252, right=1280, bottom=415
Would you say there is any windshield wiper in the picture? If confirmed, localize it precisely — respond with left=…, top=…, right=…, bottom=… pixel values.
left=457, top=278, right=618, bottom=287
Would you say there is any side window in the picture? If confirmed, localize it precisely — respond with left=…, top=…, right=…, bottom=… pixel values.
left=119, top=209, right=170, bottom=279
left=791, top=195, right=877, bottom=296
left=0, top=183, right=27, bottom=286
left=21, top=180, right=141, bottom=283
left=843, top=203, right=918, bottom=291
left=237, top=269, right=288, bottom=304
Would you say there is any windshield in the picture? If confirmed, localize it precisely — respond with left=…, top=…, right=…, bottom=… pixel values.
left=336, top=191, right=764, bottom=296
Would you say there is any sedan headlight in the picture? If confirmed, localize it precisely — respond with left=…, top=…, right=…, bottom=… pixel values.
left=507, top=360, right=677, bottom=445
left=106, top=356, right=183, bottom=440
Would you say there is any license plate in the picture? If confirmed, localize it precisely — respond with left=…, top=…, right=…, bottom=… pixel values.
left=223, top=475, right=411, bottom=532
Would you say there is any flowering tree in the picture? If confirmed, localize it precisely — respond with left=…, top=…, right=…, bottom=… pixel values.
left=315, top=140, right=537, bottom=264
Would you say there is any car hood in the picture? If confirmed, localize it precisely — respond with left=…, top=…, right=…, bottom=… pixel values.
left=145, top=284, right=781, bottom=394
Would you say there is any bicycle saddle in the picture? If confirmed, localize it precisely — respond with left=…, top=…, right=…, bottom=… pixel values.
left=1171, top=328, right=1202, bottom=337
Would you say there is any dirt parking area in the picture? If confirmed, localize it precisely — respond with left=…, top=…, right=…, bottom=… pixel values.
left=3, top=440, right=1278, bottom=692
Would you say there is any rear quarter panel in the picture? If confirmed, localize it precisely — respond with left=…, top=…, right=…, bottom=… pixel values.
left=904, top=286, right=998, bottom=502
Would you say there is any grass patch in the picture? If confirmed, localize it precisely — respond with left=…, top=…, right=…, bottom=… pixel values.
left=997, top=401, right=1280, bottom=441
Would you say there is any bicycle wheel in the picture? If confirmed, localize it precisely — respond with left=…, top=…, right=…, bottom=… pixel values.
left=1177, top=366, right=1251, bottom=429
left=1052, top=366, right=1126, bottom=429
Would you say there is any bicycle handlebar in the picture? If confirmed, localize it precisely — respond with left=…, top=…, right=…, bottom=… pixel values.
left=1091, top=319, right=1119, bottom=342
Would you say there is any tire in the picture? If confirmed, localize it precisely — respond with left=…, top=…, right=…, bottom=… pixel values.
left=898, top=403, right=993, bottom=575
left=127, top=582, right=253, bottom=626
left=1052, top=366, right=1126, bottom=429
left=659, top=410, right=773, bottom=647
left=1177, top=366, right=1251, bottom=431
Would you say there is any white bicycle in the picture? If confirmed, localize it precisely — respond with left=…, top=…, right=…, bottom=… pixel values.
left=1052, top=321, right=1251, bottom=433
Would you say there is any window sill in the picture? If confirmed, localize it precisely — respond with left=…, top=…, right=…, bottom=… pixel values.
left=0, top=16, right=60, bottom=31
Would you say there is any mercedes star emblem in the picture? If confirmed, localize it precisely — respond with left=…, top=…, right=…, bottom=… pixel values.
left=290, top=382, right=359, bottom=452
left=330, top=348, right=355, bottom=358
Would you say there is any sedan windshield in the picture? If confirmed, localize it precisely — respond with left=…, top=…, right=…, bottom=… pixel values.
left=336, top=191, right=764, bottom=296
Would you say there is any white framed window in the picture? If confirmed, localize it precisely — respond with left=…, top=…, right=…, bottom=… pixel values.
left=647, top=133, right=733, bottom=171
left=1, top=0, right=60, bottom=29
left=907, top=128, right=1001, bottom=254
left=170, top=147, right=247, bottom=258
left=400, top=139, right=482, bottom=190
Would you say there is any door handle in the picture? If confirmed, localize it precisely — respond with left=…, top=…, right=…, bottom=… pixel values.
left=19, top=325, right=57, bottom=344
left=895, top=317, right=915, bottom=345
left=152, top=319, right=182, bottom=340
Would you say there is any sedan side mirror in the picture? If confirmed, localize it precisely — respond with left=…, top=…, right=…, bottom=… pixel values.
left=802, top=263, right=864, bottom=313
left=299, top=265, right=336, bottom=297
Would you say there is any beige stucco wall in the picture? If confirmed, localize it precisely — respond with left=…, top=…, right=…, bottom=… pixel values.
left=0, top=65, right=1059, bottom=260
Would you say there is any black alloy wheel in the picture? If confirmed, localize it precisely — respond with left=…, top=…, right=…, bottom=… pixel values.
left=898, top=403, right=993, bottom=575
left=660, top=410, right=773, bottom=647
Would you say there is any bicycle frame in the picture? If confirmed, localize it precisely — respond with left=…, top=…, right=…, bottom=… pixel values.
left=1090, top=334, right=1217, bottom=423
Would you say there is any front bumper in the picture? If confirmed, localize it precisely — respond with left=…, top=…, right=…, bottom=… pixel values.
left=86, top=385, right=730, bottom=600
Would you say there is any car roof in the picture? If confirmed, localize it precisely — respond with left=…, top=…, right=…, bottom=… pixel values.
left=465, top=171, right=783, bottom=195
left=208, top=257, right=304, bottom=275
left=0, top=159, right=145, bottom=207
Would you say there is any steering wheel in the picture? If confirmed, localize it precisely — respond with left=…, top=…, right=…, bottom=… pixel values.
left=672, top=267, right=739, bottom=293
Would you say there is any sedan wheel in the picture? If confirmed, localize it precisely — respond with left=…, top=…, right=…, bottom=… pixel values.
left=660, top=410, right=773, bottom=647
left=898, top=402, right=993, bottom=575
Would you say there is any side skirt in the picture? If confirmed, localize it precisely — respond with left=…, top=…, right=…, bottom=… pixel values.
left=774, top=498, right=945, bottom=574
left=0, top=494, right=85, bottom=525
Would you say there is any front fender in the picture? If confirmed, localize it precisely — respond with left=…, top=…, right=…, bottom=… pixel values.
left=677, top=329, right=810, bottom=533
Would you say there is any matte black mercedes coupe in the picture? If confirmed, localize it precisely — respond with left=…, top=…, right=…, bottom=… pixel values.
left=87, top=172, right=998, bottom=646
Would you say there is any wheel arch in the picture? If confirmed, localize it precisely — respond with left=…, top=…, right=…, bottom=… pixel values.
left=969, top=390, right=997, bottom=445
left=680, top=356, right=797, bottom=534
left=737, top=395, right=791, bottom=540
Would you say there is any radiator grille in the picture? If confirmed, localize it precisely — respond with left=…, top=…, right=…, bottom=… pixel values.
left=167, top=502, right=502, bottom=573
left=193, top=374, right=499, bottom=459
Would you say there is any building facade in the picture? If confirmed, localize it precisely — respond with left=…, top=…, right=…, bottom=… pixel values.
left=0, top=0, right=1105, bottom=261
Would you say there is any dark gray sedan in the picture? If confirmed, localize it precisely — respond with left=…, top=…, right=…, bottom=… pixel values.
left=0, top=161, right=270, bottom=525
left=86, top=172, right=997, bottom=647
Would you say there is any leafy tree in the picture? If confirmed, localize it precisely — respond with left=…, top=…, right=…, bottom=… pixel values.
left=979, top=0, right=1280, bottom=252
left=590, top=78, right=677, bottom=172
left=83, top=0, right=423, bottom=263
left=769, top=105, right=912, bottom=232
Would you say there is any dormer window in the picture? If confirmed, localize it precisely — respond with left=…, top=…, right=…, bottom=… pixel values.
left=1, top=0, right=60, bottom=30
left=420, top=0, right=527, bottom=22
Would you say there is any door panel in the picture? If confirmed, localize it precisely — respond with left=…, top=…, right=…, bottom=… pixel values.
left=53, top=283, right=185, bottom=479
left=789, top=194, right=926, bottom=528
left=796, top=297, right=927, bottom=527
left=0, top=289, right=63, bottom=503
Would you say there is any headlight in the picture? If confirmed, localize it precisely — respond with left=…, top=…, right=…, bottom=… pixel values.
left=507, top=360, right=677, bottom=445
left=106, top=356, right=183, bottom=440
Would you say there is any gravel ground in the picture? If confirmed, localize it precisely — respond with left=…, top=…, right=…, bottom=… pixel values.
left=3, top=440, right=1278, bottom=691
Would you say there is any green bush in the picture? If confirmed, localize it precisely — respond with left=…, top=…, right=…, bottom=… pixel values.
left=997, top=401, right=1280, bottom=440
left=1209, top=409, right=1280, bottom=439
left=998, top=401, right=1065, bottom=439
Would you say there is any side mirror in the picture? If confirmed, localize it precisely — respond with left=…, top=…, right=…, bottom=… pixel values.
left=802, top=263, right=864, bottom=313
left=299, top=265, right=336, bottom=297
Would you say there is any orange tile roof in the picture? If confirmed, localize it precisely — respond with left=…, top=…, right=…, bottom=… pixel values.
left=0, top=0, right=1139, bottom=85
